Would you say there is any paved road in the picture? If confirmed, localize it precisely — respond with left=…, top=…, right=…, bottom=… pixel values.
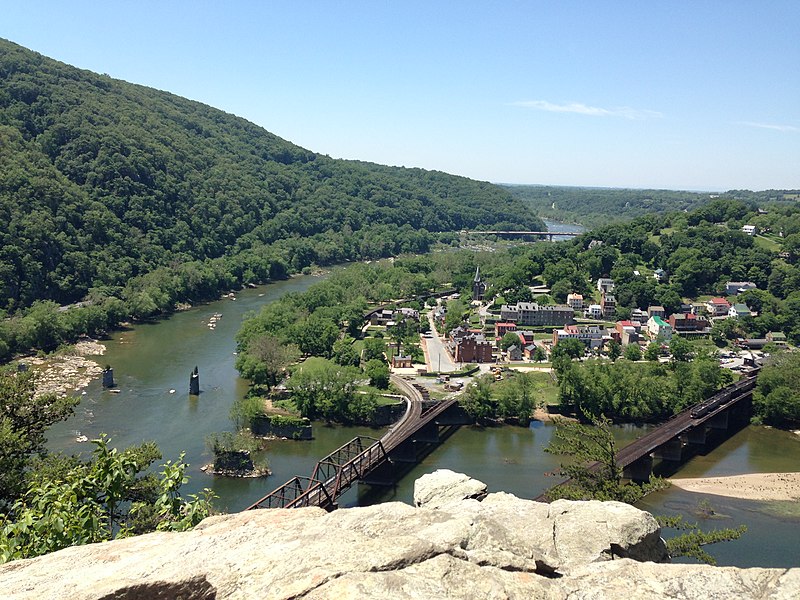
left=423, top=313, right=457, bottom=372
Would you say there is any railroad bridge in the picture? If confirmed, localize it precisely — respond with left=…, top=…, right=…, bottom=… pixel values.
left=246, top=375, right=470, bottom=511
left=536, top=373, right=759, bottom=501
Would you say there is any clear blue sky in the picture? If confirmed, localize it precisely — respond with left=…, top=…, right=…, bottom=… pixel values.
left=2, top=1, right=799, bottom=191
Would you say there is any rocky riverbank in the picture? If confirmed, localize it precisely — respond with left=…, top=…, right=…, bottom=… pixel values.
left=2, top=470, right=798, bottom=599
left=23, top=340, right=105, bottom=399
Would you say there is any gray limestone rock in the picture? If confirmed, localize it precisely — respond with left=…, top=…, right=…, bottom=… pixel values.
left=413, top=468, right=488, bottom=509
left=0, top=472, right=796, bottom=600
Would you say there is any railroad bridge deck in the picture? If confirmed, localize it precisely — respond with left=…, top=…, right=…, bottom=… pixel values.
left=536, top=373, right=758, bottom=501
left=246, top=375, right=466, bottom=511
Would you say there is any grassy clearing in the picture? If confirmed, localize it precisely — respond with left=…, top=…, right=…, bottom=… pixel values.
left=525, top=370, right=559, bottom=406
left=754, top=234, right=782, bottom=252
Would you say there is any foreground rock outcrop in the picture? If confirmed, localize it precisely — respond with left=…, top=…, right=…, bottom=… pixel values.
left=1, top=471, right=798, bottom=599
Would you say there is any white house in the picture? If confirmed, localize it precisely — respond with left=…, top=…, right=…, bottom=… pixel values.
left=728, top=303, right=751, bottom=319
left=647, top=315, right=672, bottom=340
left=742, top=225, right=757, bottom=236
left=597, top=278, right=615, bottom=293
left=725, top=281, right=757, bottom=295
left=584, top=304, right=603, bottom=319
left=553, top=324, right=605, bottom=350
left=706, top=297, right=731, bottom=317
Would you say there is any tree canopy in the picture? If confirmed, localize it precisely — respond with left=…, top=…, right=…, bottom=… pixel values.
left=0, top=37, right=542, bottom=357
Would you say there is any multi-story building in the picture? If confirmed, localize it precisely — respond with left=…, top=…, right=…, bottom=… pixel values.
left=495, top=322, right=517, bottom=338
left=725, top=281, right=757, bottom=295
left=705, top=297, right=731, bottom=317
left=449, top=326, right=494, bottom=363
left=600, top=293, right=616, bottom=318
left=499, top=302, right=574, bottom=327
left=452, top=335, right=494, bottom=363
left=668, top=313, right=710, bottom=332
left=629, top=308, right=649, bottom=326
left=566, top=293, right=584, bottom=310
left=552, top=324, right=605, bottom=349
left=647, top=315, right=672, bottom=340
left=597, top=278, right=615, bottom=294
left=584, top=304, right=603, bottom=319
left=612, top=320, right=641, bottom=345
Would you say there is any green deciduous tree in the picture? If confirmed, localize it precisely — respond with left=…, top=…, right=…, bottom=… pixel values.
left=669, top=335, right=692, bottom=364
left=545, top=415, right=645, bottom=502
left=607, top=339, right=621, bottom=362
left=496, top=372, right=539, bottom=423
left=332, top=338, right=360, bottom=367
left=362, top=337, right=387, bottom=362
left=460, top=375, right=495, bottom=423
left=499, top=332, right=521, bottom=351
left=644, top=342, right=661, bottom=361
left=624, top=343, right=642, bottom=361
left=286, top=359, right=366, bottom=422
left=753, top=353, right=800, bottom=427
left=0, top=370, right=78, bottom=507
left=293, top=315, right=340, bottom=358
left=235, top=335, right=300, bottom=389
left=364, top=359, right=390, bottom=390
left=0, top=436, right=214, bottom=563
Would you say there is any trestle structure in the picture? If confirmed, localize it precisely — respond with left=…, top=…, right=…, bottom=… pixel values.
left=247, top=375, right=463, bottom=511
left=536, top=370, right=760, bottom=501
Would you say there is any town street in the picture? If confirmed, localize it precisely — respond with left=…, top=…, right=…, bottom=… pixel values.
left=423, top=313, right=457, bottom=373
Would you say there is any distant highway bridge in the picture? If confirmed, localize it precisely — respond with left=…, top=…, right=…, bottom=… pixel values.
left=460, top=230, right=584, bottom=241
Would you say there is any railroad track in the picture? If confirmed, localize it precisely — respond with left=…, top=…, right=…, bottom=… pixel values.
left=247, top=375, right=457, bottom=510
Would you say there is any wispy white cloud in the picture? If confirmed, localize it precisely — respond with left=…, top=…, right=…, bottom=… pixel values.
left=738, top=121, right=799, bottom=133
left=511, top=100, right=662, bottom=120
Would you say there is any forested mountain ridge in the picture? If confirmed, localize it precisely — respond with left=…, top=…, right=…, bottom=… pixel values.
left=0, top=38, right=542, bottom=314
left=504, top=184, right=799, bottom=228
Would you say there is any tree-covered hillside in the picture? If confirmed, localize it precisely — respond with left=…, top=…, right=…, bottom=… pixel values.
left=0, top=38, right=542, bottom=314
left=503, top=184, right=799, bottom=228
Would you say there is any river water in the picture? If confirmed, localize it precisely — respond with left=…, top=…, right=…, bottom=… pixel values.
left=47, top=272, right=800, bottom=567
left=543, top=218, right=586, bottom=241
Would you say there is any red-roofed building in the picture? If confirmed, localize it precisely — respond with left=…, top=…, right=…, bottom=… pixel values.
left=668, top=313, right=710, bottom=332
left=495, top=322, right=517, bottom=338
left=515, top=330, right=536, bottom=346
left=612, top=321, right=640, bottom=345
left=705, top=297, right=731, bottom=317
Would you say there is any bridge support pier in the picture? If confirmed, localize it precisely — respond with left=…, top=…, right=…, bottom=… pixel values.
left=413, top=422, right=441, bottom=444
left=434, top=406, right=472, bottom=426
left=623, top=455, right=653, bottom=483
left=729, top=395, right=752, bottom=423
left=685, top=427, right=707, bottom=446
left=388, top=441, right=418, bottom=463
left=654, top=439, right=683, bottom=462
left=708, top=411, right=729, bottom=430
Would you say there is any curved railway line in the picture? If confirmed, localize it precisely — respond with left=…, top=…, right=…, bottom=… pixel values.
left=246, top=375, right=458, bottom=511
